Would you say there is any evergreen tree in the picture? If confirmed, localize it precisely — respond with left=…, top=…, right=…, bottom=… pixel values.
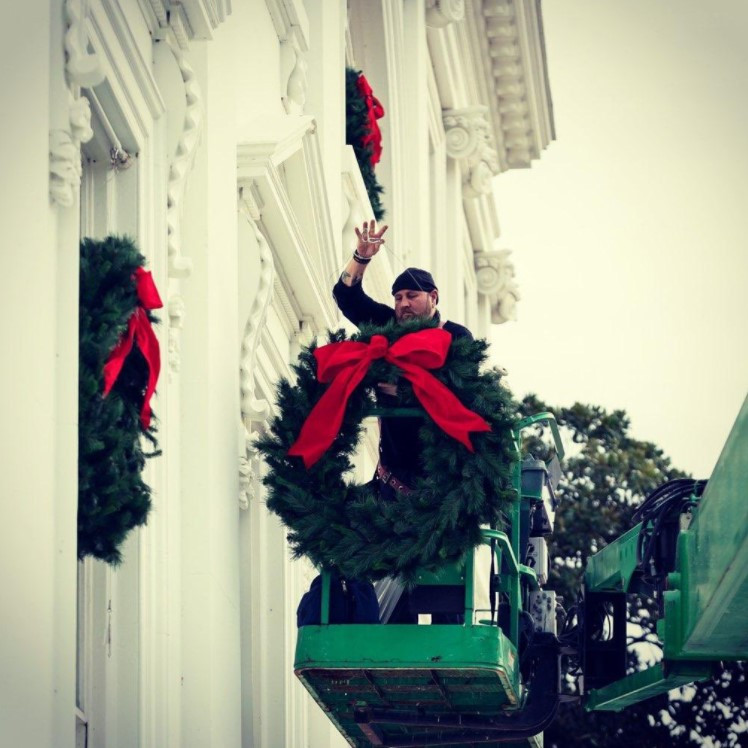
left=518, top=395, right=747, bottom=747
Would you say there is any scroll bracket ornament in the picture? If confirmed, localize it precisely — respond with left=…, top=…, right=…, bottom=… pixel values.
left=442, top=106, right=500, bottom=198
left=239, top=184, right=276, bottom=430
left=237, top=184, right=276, bottom=509
left=474, top=247, right=520, bottom=324
left=165, top=35, right=202, bottom=279
left=281, top=36, right=308, bottom=115
left=50, top=0, right=105, bottom=207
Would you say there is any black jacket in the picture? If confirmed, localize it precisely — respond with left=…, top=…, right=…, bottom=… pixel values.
left=332, top=279, right=472, bottom=485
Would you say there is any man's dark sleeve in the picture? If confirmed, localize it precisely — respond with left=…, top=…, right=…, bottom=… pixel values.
left=443, top=320, right=473, bottom=340
left=332, top=278, right=395, bottom=327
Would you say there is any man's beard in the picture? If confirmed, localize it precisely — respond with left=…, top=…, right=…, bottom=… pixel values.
left=396, top=309, right=433, bottom=323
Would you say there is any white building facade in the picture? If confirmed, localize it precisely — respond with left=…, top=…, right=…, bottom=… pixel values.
left=0, top=1, right=552, bottom=746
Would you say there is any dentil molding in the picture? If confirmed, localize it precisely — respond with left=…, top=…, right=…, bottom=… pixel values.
left=442, top=106, right=499, bottom=198
left=50, top=0, right=106, bottom=207
left=480, top=0, right=554, bottom=169
left=426, top=0, right=465, bottom=28
left=474, top=247, right=520, bottom=324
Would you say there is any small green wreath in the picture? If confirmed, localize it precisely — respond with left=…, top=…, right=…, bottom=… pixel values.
left=257, top=319, right=517, bottom=581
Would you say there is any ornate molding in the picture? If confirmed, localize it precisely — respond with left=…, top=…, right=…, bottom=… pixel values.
left=165, top=37, right=202, bottom=279
left=426, top=0, right=465, bottom=28
left=281, top=37, right=308, bottom=115
left=443, top=106, right=499, bottom=198
left=265, top=0, right=310, bottom=50
left=474, top=247, right=520, bottom=324
left=238, top=185, right=276, bottom=427
left=149, top=0, right=231, bottom=47
left=237, top=184, right=275, bottom=511
left=49, top=129, right=84, bottom=208
left=50, top=0, right=105, bottom=207
left=480, top=0, right=554, bottom=169
left=167, top=294, right=186, bottom=377
left=65, top=0, right=105, bottom=87
left=238, top=421, right=268, bottom=511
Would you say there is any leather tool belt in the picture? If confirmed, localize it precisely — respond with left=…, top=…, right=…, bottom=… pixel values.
left=376, top=462, right=413, bottom=496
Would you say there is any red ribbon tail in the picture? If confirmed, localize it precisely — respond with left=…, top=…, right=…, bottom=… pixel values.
left=102, top=317, right=137, bottom=397
left=134, top=309, right=161, bottom=430
left=399, top=363, right=492, bottom=451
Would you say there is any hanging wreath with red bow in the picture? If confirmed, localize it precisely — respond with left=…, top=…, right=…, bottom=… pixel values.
left=79, top=236, right=162, bottom=564
left=346, top=67, right=386, bottom=220
left=256, top=319, right=517, bottom=581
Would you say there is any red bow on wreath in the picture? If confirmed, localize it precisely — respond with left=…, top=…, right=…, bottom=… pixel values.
left=102, top=267, right=163, bottom=430
left=288, top=328, right=491, bottom=468
left=356, top=73, right=385, bottom=166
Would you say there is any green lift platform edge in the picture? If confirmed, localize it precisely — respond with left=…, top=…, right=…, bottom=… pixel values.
left=293, top=413, right=565, bottom=747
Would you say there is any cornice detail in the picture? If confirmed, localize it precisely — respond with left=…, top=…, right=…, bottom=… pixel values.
left=50, top=0, right=106, bottom=207
left=149, top=0, right=230, bottom=47
left=426, top=0, right=465, bottom=28
left=479, top=0, right=554, bottom=169
left=474, top=247, right=520, bottom=324
left=165, top=36, right=201, bottom=279
left=442, top=106, right=499, bottom=198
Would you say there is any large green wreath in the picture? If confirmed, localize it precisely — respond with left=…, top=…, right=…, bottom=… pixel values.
left=257, top=319, right=517, bottom=581
left=79, top=236, right=160, bottom=564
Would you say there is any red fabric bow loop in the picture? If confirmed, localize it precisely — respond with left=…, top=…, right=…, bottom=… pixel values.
left=356, top=73, right=385, bottom=166
left=288, top=328, right=491, bottom=468
left=102, top=267, right=163, bottom=430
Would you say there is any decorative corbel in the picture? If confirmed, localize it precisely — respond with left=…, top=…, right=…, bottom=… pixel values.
left=167, top=294, right=186, bottom=378
left=426, top=0, right=465, bottom=28
left=165, top=36, right=202, bottom=279
left=442, top=106, right=500, bottom=198
left=281, top=36, right=308, bottom=115
left=238, top=184, right=276, bottom=508
left=238, top=184, right=276, bottom=428
left=50, top=0, right=105, bottom=207
left=474, top=247, right=520, bottom=324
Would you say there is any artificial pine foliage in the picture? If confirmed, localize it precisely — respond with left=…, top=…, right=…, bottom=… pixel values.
left=346, top=67, right=386, bottom=220
left=256, top=318, right=517, bottom=581
left=79, top=236, right=160, bottom=564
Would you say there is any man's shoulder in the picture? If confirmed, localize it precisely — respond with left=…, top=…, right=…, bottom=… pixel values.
left=443, top=320, right=473, bottom=340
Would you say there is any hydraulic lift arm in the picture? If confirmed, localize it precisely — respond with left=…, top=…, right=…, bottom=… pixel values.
left=582, top=394, right=748, bottom=711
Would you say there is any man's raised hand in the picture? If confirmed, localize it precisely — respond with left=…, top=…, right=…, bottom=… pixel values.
left=354, top=220, right=388, bottom=259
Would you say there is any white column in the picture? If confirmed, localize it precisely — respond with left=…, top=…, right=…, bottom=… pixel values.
left=305, top=0, right=346, bottom=257
left=179, top=26, right=242, bottom=748
left=399, top=0, right=430, bottom=264
left=0, top=2, right=77, bottom=747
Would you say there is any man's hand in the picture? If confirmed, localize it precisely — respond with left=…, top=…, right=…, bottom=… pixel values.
left=355, top=220, right=388, bottom=259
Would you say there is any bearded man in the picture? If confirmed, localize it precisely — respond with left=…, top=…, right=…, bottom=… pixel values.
left=333, top=220, right=474, bottom=498
left=332, top=220, right=475, bottom=624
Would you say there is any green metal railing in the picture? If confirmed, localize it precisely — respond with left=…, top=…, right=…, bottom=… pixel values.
left=319, top=410, right=562, bottom=650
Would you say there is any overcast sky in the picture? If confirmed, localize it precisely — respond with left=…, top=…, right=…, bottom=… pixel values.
left=490, top=0, right=748, bottom=477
